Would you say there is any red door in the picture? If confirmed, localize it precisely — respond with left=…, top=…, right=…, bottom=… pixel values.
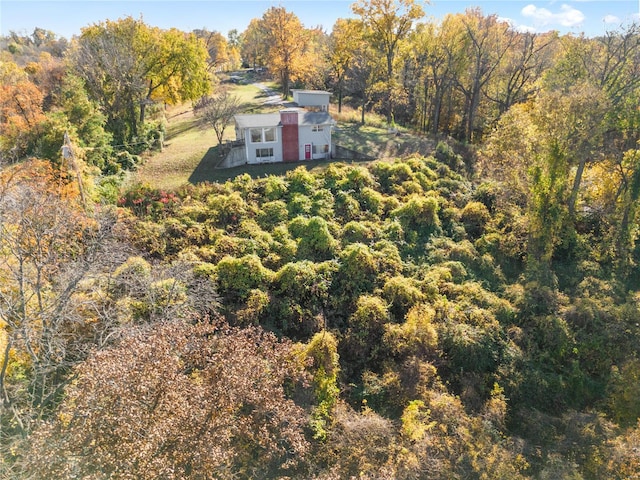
left=304, top=144, right=311, bottom=160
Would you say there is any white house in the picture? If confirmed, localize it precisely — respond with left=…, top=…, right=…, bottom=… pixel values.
left=234, top=108, right=334, bottom=164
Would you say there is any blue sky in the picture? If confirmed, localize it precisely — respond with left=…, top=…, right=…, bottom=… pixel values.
left=1, top=0, right=638, bottom=39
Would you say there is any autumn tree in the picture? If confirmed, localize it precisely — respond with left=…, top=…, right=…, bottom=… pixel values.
left=351, top=0, right=425, bottom=124
left=407, top=18, right=466, bottom=134
left=141, top=27, right=211, bottom=123
left=225, top=29, right=243, bottom=70
left=194, top=29, right=232, bottom=71
left=544, top=26, right=640, bottom=218
left=71, top=17, right=210, bottom=145
left=258, top=7, right=310, bottom=98
left=0, top=161, right=125, bottom=460
left=2, top=28, right=68, bottom=62
left=240, top=18, right=267, bottom=70
left=23, top=319, right=311, bottom=479
left=454, top=9, right=516, bottom=142
left=0, top=61, right=45, bottom=161
left=329, top=19, right=364, bottom=113
left=345, top=38, right=382, bottom=124
left=300, top=26, right=330, bottom=89
left=486, top=31, right=556, bottom=115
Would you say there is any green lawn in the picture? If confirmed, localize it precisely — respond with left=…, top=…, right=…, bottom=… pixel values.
left=134, top=79, right=265, bottom=190
left=133, top=107, right=218, bottom=190
left=333, top=122, right=437, bottom=160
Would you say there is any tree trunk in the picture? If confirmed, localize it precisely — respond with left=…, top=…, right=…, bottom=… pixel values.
left=466, top=82, right=481, bottom=143
left=282, top=69, right=290, bottom=99
left=140, top=80, right=154, bottom=125
left=431, top=90, right=443, bottom=135
left=616, top=156, right=640, bottom=279
left=139, top=101, right=147, bottom=126
left=568, top=157, right=587, bottom=218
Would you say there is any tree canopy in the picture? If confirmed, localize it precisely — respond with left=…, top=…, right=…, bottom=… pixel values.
left=1, top=8, right=640, bottom=479
left=71, top=17, right=210, bottom=145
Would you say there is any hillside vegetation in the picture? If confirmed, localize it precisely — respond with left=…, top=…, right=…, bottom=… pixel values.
left=1, top=1, right=640, bottom=479
left=2, top=143, right=639, bottom=478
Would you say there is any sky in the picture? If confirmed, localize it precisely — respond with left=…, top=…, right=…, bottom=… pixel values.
left=1, top=0, right=639, bottom=40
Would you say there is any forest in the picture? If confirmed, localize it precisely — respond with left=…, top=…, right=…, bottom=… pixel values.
left=1, top=0, right=640, bottom=478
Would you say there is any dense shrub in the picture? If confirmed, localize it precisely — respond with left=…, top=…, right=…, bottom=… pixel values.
left=215, top=254, right=274, bottom=304
left=105, top=150, right=640, bottom=478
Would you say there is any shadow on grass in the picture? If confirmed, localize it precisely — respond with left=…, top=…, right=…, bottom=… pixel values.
left=188, top=146, right=223, bottom=183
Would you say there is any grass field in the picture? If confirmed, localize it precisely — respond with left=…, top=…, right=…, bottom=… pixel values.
left=133, top=76, right=287, bottom=190
left=133, top=74, right=437, bottom=190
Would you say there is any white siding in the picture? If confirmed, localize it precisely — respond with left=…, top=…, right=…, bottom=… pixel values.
left=298, top=125, right=332, bottom=160
left=243, top=127, right=283, bottom=164
left=293, top=91, right=330, bottom=110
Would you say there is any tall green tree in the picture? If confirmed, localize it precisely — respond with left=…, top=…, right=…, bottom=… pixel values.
left=614, top=149, right=640, bottom=280
left=526, top=141, right=569, bottom=288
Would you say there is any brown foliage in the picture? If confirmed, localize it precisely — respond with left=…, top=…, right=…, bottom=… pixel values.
left=0, top=160, right=121, bottom=440
left=24, top=319, right=311, bottom=479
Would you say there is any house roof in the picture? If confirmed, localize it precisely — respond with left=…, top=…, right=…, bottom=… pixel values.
left=292, top=89, right=331, bottom=95
left=235, top=110, right=334, bottom=129
left=234, top=113, right=281, bottom=129
left=299, top=111, right=334, bottom=126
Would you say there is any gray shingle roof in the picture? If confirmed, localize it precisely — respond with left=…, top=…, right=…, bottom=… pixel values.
left=234, top=113, right=281, bottom=129
left=299, top=111, right=334, bottom=126
left=234, top=110, right=334, bottom=129
left=292, top=89, right=331, bottom=95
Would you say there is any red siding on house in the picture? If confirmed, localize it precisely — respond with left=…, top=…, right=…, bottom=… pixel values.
left=281, top=111, right=299, bottom=162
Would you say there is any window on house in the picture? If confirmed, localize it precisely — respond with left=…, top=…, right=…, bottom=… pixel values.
left=263, top=127, right=276, bottom=142
left=250, top=128, right=262, bottom=143
left=312, top=125, right=324, bottom=132
left=256, top=148, right=274, bottom=158
left=313, top=144, right=329, bottom=154
left=250, top=127, right=277, bottom=143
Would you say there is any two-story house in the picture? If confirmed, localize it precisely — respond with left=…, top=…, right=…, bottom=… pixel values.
left=234, top=108, right=335, bottom=164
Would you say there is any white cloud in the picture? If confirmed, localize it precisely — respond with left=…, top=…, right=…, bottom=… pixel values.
left=603, top=14, right=621, bottom=24
left=498, top=16, right=538, bottom=33
left=521, top=3, right=585, bottom=28
left=516, top=24, right=539, bottom=34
